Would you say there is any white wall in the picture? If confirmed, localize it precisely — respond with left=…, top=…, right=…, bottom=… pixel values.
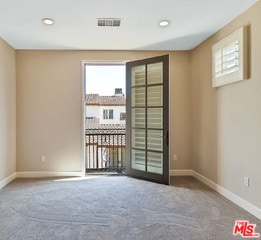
left=0, top=38, right=16, bottom=185
left=86, top=105, right=126, bottom=125
left=99, top=105, right=126, bottom=125
left=86, top=105, right=99, bottom=118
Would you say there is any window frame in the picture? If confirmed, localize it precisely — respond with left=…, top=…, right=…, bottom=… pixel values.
left=103, top=109, right=113, bottom=120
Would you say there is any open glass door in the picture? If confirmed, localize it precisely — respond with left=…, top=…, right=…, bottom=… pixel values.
left=126, top=55, right=169, bottom=184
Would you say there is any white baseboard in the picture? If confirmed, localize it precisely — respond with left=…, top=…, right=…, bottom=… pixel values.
left=170, top=169, right=261, bottom=220
left=192, top=171, right=261, bottom=220
left=16, top=171, right=83, bottom=178
left=191, top=171, right=218, bottom=190
left=170, top=169, right=193, bottom=176
left=0, top=172, right=17, bottom=190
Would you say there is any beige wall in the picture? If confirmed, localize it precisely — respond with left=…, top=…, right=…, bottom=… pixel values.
left=16, top=51, right=191, bottom=173
left=191, top=1, right=261, bottom=209
left=0, top=38, right=16, bottom=181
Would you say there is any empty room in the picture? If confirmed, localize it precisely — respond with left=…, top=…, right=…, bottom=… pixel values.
left=0, top=0, right=261, bottom=239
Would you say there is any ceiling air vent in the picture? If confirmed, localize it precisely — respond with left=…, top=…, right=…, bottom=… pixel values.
left=97, top=18, right=121, bottom=27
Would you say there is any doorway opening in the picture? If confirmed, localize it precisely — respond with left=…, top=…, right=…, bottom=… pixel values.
left=84, top=63, right=126, bottom=174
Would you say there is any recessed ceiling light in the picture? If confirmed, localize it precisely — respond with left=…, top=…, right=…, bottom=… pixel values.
left=158, top=20, right=170, bottom=27
left=42, top=18, right=55, bottom=25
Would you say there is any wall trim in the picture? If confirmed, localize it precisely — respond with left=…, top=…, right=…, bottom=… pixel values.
left=16, top=171, right=83, bottom=178
left=170, top=169, right=193, bottom=176
left=170, top=169, right=261, bottom=220
left=0, top=172, right=17, bottom=190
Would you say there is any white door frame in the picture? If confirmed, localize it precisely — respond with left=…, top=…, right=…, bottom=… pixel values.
left=81, top=61, right=126, bottom=175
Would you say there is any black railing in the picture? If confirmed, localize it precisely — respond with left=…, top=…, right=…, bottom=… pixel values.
left=85, top=129, right=126, bottom=173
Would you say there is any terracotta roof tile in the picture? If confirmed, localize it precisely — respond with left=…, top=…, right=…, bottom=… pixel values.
left=85, top=117, right=125, bottom=133
left=86, top=94, right=125, bottom=105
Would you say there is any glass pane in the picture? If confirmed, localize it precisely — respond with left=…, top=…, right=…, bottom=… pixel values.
left=147, top=108, right=163, bottom=129
left=147, top=85, right=163, bottom=106
left=131, top=87, right=145, bottom=107
left=147, top=151, right=163, bottom=174
left=147, top=62, right=163, bottom=85
left=109, top=109, right=113, bottom=119
left=132, top=129, right=145, bottom=149
left=132, top=108, right=145, bottom=128
left=131, top=65, right=145, bottom=86
left=147, top=130, right=163, bottom=151
left=131, top=149, right=145, bottom=171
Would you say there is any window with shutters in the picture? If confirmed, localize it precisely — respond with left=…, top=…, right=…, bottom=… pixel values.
left=212, top=26, right=248, bottom=87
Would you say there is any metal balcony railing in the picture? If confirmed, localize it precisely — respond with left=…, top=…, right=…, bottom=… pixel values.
left=85, top=129, right=126, bottom=173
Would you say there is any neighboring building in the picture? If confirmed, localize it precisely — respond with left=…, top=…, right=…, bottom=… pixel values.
left=85, top=88, right=126, bottom=171
left=85, top=88, right=126, bottom=126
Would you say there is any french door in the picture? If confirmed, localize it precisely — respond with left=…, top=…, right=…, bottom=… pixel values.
left=126, top=55, right=169, bottom=184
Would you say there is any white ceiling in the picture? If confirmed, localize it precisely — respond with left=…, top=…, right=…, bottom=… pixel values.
left=0, top=0, right=259, bottom=50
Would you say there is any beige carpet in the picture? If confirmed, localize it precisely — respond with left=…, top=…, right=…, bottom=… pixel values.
left=0, top=176, right=260, bottom=240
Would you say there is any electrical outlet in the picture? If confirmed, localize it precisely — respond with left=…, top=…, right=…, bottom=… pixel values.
left=244, top=177, right=249, bottom=187
left=40, top=155, right=46, bottom=163
left=173, top=154, right=178, bottom=161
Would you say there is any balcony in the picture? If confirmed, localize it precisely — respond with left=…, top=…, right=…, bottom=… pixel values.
left=85, top=128, right=126, bottom=173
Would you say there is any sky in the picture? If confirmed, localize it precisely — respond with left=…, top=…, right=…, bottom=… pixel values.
left=85, top=65, right=126, bottom=96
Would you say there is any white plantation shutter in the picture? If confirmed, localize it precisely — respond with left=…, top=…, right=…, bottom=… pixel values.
left=212, top=27, right=248, bottom=87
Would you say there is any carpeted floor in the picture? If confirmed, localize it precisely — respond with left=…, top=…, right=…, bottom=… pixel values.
left=0, top=175, right=260, bottom=240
